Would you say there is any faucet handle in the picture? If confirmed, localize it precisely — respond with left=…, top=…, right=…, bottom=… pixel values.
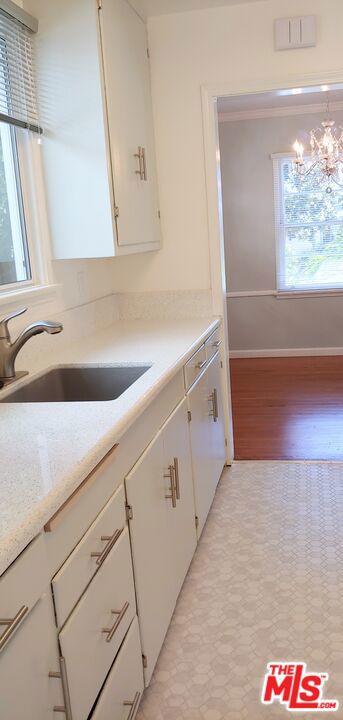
left=0, top=308, right=28, bottom=339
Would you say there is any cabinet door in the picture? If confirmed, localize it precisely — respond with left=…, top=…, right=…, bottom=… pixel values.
left=162, top=398, right=197, bottom=599
left=90, top=617, right=144, bottom=720
left=125, top=430, right=175, bottom=685
left=99, top=0, right=161, bottom=253
left=207, top=352, right=226, bottom=489
left=188, top=368, right=213, bottom=537
left=0, top=594, right=62, bottom=720
left=188, top=353, right=226, bottom=538
left=125, top=400, right=196, bottom=685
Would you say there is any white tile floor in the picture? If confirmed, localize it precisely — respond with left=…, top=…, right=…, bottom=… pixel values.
left=136, top=462, right=343, bottom=720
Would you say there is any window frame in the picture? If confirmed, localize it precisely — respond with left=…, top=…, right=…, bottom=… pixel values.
left=0, top=122, right=31, bottom=287
left=0, top=124, right=56, bottom=309
left=272, top=152, right=343, bottom=294
left=0, top=4, right=57, bottom=311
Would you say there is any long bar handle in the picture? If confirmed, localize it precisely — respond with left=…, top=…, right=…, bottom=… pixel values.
left=134, top=147, right=144, bottom=179
left=102, top=601, right=129, bottom=643
left=141, top=147, right=147, bottom=181
left=173, top=457, right=180, bottom=500
left=91, top=527, right=123, bottom=566
left=124, top=691, right=141, bottom=720
left=50, top=656, right=73, bottom=719
left=164, top=465, right=176, bottom=508
left=212, top=388, right=218, bottom=422
left=0, top=605, right=28, bottom=651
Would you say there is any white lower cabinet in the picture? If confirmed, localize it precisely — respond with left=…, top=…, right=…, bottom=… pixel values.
left=59, top=528, right=136, bottom=720
left=1, top=325, right=227, bottom=720
left=188, top=351, right=226, bottom=537
left=90, top=617, right=144, bottom=720
left=0, top=593, right=62, bottom=719
left=125, top=398, right=197, bottom=685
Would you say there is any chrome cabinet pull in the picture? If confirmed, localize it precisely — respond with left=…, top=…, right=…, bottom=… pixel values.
left=173, top=457, right=180, bottom=500
left=102, top=601, right=129, bottom=642
left=134, top=147, right=147, bottom=180
left=124, top=691, right=141, bottom=720
left=49, top=657, right=72, bottom=719
left=91, top=527, right=123, bottom=566
left=141, top=147, right=147, bottom=181
left=134, top=146, right=144, bottom=179
left=196, top=359, right=207, bottom=370
left=0, top=605, right=28, bottom=651
left=164, top=465, right=176, bottom=508
left=210, top=388, right=218, bottom=422
left=209, top=389, right=218, bottom=422
left=212, top=339, right=221, bottom=348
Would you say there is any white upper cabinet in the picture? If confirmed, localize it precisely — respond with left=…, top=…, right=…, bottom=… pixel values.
left=34, top=0, right=161, bottom=258
left=99, top=0, right=161, bottom=251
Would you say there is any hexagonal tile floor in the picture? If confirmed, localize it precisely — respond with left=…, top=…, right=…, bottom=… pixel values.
left=136, top=461, right=343, bottom=720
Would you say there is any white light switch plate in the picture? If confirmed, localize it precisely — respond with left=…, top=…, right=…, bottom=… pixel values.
left=274, top=15, right=316, bottom=51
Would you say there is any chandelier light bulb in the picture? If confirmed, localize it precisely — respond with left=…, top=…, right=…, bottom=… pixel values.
left=293, top=140, right=304, bottom=164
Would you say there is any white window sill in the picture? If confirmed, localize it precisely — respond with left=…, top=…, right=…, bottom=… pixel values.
left=226, top=289, right=343, bottom=300
left=0, top=283, right=61, bottom=313
left=276, top=289, right=343, bottom=299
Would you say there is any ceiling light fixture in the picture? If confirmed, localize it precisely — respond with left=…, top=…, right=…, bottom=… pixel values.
left=293, top=95, right=343, bottom=193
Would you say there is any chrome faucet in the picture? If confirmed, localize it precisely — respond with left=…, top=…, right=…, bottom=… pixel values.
left=0, top=307, right=63, bottom=381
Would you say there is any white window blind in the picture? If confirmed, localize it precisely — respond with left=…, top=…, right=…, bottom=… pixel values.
left=273, top=156, right=343, bottom=291
left=0, top=0, right=41, bottom=134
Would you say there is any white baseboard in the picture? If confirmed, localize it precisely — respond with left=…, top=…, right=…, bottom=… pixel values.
left=229, top=347, right=343, bottom=358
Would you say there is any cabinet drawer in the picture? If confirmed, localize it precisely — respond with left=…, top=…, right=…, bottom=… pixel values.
left=44, top=444, right=120, bottom=576
left=205, top=326, right=221, bottom=363
left=184, top=343, right=206, bottom=391
left=52, top=484, right=126, bottom=628
left=59, top=527, right=136, bottom=720
left=0, top=534, right=48, bottom=653
left=90, top=617, right=144, bottom=720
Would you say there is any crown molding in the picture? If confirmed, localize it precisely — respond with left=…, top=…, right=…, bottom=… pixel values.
left=218, top=100, right=343, bottom=123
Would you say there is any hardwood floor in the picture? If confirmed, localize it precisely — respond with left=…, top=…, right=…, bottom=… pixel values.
left=230, top=356, right=343, bottom=460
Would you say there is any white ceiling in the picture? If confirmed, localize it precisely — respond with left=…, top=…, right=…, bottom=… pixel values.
left=128, top=0, right=267, bottom=19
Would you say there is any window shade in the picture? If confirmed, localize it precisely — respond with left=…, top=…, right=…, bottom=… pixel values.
left=0, top=5, right=41, bottom=134
left=273, top=156, right=343, bottom=291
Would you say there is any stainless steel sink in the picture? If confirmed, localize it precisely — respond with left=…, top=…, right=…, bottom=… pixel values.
left=0, top=365, right=151, bottom=403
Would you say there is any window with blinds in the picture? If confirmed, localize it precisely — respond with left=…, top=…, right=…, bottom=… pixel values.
left=0, top=2, right=40, bottom=133
left=0, top=1, right=40, bottom=290
left=273, top=156, right=343, bottom=292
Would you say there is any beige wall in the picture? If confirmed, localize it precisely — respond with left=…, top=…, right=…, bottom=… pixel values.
left=21, top=0, right=343, bottom=316
left=219, top=110, right=343, bottom=352
left=111, top=0, right=343, bottom=298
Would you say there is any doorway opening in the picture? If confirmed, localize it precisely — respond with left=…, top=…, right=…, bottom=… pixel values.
left=216, top=81, right=343, bottom=460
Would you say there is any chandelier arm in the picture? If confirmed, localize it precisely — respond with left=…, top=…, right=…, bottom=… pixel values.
left=300, top=159, right=320, bottom=178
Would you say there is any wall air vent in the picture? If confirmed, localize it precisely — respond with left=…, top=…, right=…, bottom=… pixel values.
left=274, top=16, right=316, bottom=51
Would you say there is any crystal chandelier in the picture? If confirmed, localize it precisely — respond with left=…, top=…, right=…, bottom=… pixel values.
left=293, top=98, right=343, bottom=193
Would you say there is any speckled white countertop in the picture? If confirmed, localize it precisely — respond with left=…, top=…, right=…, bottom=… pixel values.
left=0, top=317, right=219, bottom=576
